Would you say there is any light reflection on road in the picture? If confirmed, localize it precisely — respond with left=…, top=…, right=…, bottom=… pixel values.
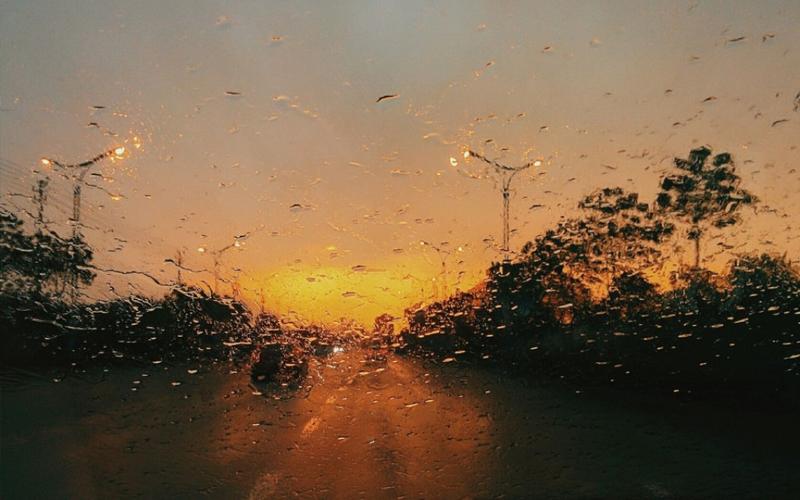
left=243, top=350, right=492, bottom=498
left=3, top=349, right=800, bottom=498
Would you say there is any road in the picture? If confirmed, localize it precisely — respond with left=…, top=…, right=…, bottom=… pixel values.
left=2, top=348, right=800, bottom=498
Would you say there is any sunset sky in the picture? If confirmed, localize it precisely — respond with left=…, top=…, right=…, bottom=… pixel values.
left=1, top=0, right=799, bottom=325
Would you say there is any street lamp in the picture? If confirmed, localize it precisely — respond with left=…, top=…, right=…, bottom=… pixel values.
left=40, top=146, right=127, bottom=240
left=402, top=273, right=429, bottom=302
left=40, top=146, right=127, bottom=301
left=462, top=149, right=541, bottom=259
left=198, top=235, right=247, bottom=296
left=419, top=240, right=465, bottom=299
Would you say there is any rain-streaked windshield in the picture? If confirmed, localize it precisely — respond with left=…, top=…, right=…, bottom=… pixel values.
left=2, top=1, right=800, bottom=498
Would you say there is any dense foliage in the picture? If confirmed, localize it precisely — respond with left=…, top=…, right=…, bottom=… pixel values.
left=401, top=148, right=800, bottom=403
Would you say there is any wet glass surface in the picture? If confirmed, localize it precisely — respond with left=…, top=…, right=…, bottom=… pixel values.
left=4, top=352, right=800, bottom=498
left=2, top=1, right=800, bottom=498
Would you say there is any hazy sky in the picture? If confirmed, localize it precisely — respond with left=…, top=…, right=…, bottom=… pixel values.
left=1, top=0, right=799, bottom=324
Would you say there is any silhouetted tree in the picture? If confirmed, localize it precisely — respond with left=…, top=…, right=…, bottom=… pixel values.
left=656, top=147, right=756, bottom=268
left=0, top=209, right=95, bottom=297
left=0, top=210, right=30, bottom=285
left=516, top=188, right=671, bottom=299
left=578, top=187, right=674, bottom=284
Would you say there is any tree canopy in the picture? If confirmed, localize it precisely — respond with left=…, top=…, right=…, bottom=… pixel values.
left=656, top=146, right=757, bottom=267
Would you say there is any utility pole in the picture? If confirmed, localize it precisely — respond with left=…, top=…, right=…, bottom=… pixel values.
left=41, top=146, right=127, bottom=302
left=32, top=177, right=49, bottom=231
left=202, top=236, right=246, bottom=296
left=212, top=251, right=224, bottom=295
left=230, top=268, right=242, bottom=299
left=42, top=146, right=126, bottom=239
left=174, top=248, right=185, bottom=286
left=462, top=150, right=541, bottom=259
left=30, top=177, right=50, bottom=296
left=419, top=241, right=464, bottom=299
left=402, top=273, right=427, bottom=302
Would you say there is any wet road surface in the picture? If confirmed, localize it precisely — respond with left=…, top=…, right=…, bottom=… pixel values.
left=2, top=348, right=800, bottom=498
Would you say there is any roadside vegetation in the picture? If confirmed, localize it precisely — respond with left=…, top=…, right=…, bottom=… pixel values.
left=3, top=146, right=798, bottom=403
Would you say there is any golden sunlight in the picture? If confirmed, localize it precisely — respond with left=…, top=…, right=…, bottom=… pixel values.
left=243, top=259, right=484, bottom=326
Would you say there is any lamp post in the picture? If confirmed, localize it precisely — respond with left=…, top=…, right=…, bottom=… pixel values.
left=198, top=236, right=246, bottom=296
left=40, top=146, right=127, bottom=301
left=462, top=149, right=541, bottom=259
left=42, top=146, right=126, bottom=240
left=402, top=273, right=429, bottom=302
left=32, top=177, right=49, bottom=231
left=419, top=241, right=464, bottom=299
left=164, top=248, right=208, bottom=289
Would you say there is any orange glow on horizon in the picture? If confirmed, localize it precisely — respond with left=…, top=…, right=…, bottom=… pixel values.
left=239, top=259, right=486, bottom=327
